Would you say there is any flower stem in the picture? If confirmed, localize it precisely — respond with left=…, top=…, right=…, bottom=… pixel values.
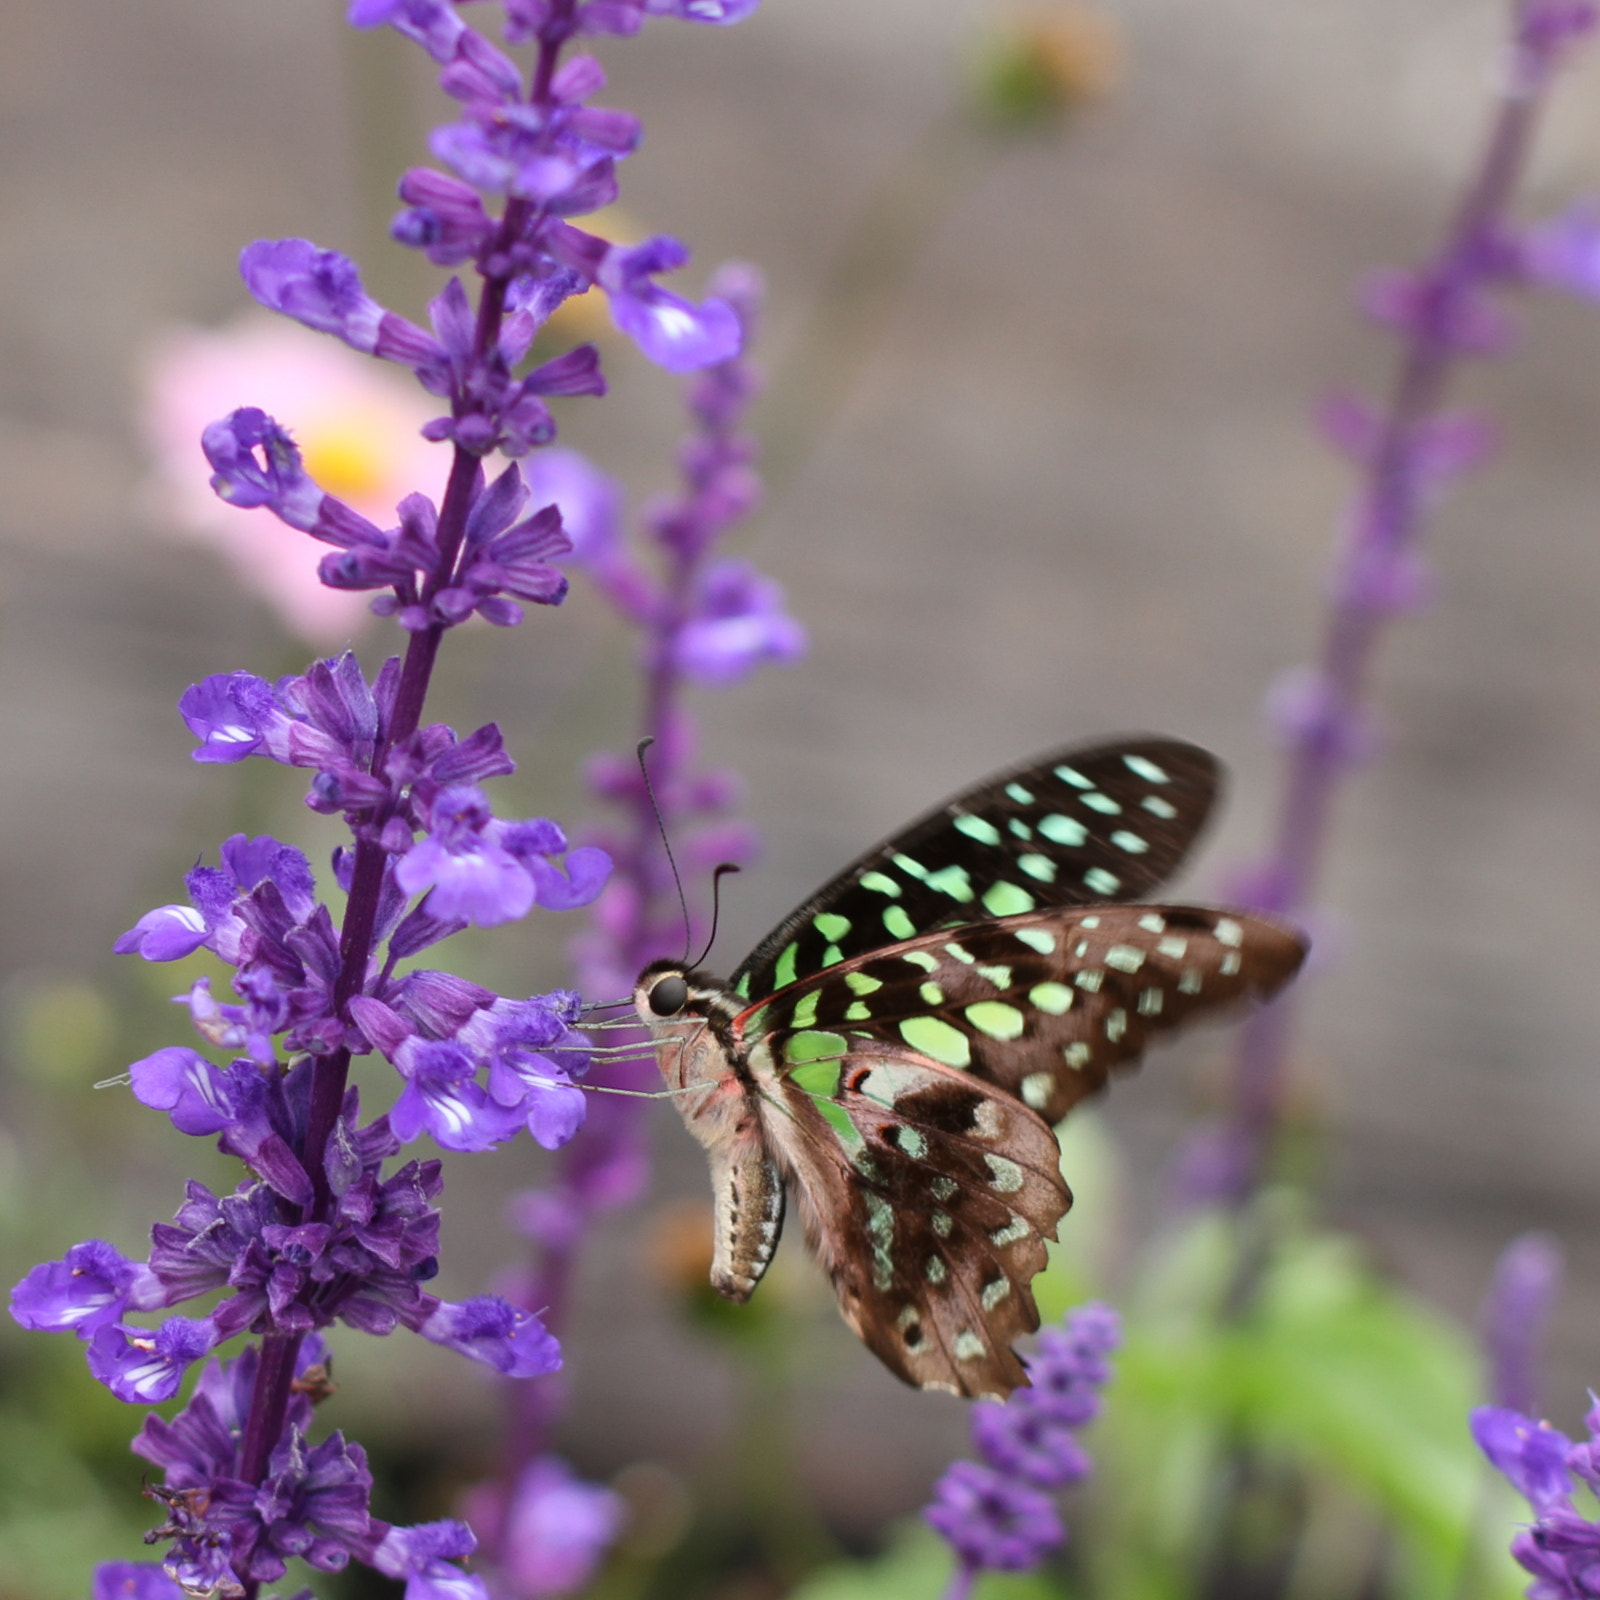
left=1221, top=13, right=1565, bottom=1195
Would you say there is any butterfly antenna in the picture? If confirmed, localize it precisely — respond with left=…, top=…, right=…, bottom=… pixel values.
left=637, top=737, right=694, bottom=963
left=691, top=862, right=741, bottom=969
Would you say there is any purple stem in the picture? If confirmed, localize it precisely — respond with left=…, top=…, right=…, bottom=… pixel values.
left=484, top=291, right=763, bottom=1559
left=487, top=541, right=700, bottom=1522
left=1219, top=5, right=1577, bottom=1197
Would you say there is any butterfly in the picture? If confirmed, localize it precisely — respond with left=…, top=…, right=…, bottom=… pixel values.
left=632, top=737, right=1306, bottom=1399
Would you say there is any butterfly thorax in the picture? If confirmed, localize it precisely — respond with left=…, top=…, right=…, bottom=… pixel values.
left=633, top=960, right=786, bottom=1303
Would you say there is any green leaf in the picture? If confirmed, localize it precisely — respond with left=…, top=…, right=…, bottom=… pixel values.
left=789, top=1520, right=1066, bottom=1600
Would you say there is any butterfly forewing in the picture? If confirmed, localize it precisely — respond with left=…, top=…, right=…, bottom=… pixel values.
left=748, top=1038, right=1072, bottom=1398
left=731, top=738, right=1218, bottom=1002
left=738, top=904, right=1306, bottom=1126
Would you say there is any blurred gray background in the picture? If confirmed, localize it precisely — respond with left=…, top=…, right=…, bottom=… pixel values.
left=2, top=0, right=1600, bottom=1559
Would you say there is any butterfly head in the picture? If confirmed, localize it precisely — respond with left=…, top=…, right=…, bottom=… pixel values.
left=632, top=958, right=737, bottom=1026
left=638, top=962, right=693, bottom=1018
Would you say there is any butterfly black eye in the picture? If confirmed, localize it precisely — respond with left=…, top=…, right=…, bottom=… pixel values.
left=647, top=974, right=690, bottom=1016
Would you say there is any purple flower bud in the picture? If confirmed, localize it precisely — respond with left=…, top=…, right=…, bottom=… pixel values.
left=1359, top=267, right=1517, bottom=356
left=523, top=448, right=626, bottom=565
left=115, top=904, right=210, bottom=961
left=242, top=240, right=446, bottom=375
left=1264, top=665, right=1376, bottom=767
left=87, top=1315, right=219, bottom=1403
left=1482, top=1232, right=1564, bottom=1415
left=417, top=1295, right=562, bottom=1377
left=1521, top=202, right=1600, bottom=300
left=220, top=1428, right=375, bottom=1581
left=1516, top=0, right=1599, bottom=67
left=971, top=1400, right=1093, bottom=1490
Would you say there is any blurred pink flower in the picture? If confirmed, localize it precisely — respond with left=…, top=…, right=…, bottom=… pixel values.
left=142, top=314, right=447, bottom=645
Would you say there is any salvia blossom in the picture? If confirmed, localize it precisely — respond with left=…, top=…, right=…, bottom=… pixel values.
left=10, top=0, right=764, bottom=1594
left=1184, top=0, right=1600, bottom=1204
left=144, top=315, right=447, bottom=645
left=1475, top=1398, right=1600, bottom=1599
left=926, top=1303, right=1121, bottom=1597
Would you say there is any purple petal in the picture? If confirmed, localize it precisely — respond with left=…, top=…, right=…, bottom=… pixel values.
left=92, top=1565, right=188, bottom=1600
left=644, top=0, right=762, bottom=20
left=1472, top=1405, right=1574, bottom=1511
left=114, top=904, right=209, bottom=961
left=10, top=1241, right=146, bottom=1336
left=416, top=1295, right=561, bottom=1377
left=130, top=1047, right=238, bottom=1136
left=527, top=846, right=611, bottom=910
left=498, top=1457, right=625, bottom=1597
left=87, top=1316, right=218, bottom=1403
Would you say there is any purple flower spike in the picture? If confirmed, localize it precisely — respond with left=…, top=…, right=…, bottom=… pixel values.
left=924, top=1461, right=1065, bottom=1572
left=926, top=1302, right=1119, bottom=1584
left=417, top=1296, right=562, bottom=1377
left=597, top=236, right=741, bottom=372
left=22, top=0, right=773, bottom=1592
left=1214, top=0, right=1600, bottom=1199
left=87, top=1315, right=218, bottom=1403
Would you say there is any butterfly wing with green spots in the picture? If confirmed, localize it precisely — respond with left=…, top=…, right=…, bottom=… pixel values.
left=728, top=737, right=1219, bottom=1004
left=746, top=903, right=1305, bottom=1126
left=633, top=736, right=1305, bottom=1400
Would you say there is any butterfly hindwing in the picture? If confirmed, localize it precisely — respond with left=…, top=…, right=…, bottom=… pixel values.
left=731, top=738, right=1218, bottom=1001
left=748, top=1037, right=1071, bottom=1398
left=739, top=904, right=1306, bottom=1126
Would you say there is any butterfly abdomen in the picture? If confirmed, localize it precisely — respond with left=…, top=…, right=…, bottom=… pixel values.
left=636, top=972, right=789, bottom=1303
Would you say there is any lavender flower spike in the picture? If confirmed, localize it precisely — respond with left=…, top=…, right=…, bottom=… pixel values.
left=1195, top=0, right=1600, bottom=1202
left=926, top=1302, right=1121, bottom=1597
left=13, top=0, right=766, bottom=1591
